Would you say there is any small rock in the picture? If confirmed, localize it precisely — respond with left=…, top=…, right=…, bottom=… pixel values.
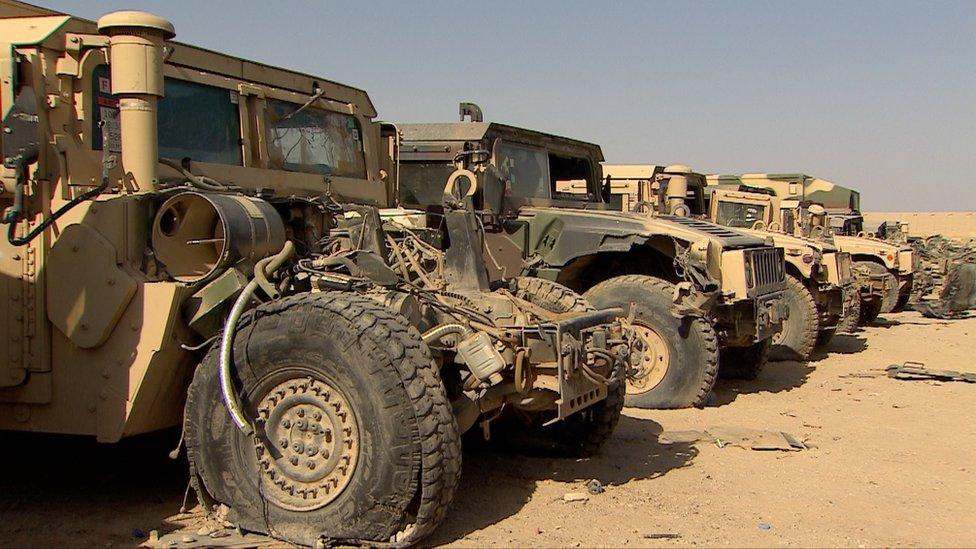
left=585, top=479, right=605, bottom=495
left=180, top=535, right=196, bottom=544
left=209, top=530, right=230, bottom=539
left=563, top=492, right=589, bottom=502
left=196, top=526, right=213, bottom=536
left=758, top=522, right=771, bottom=531
left=148, top=531, right=159, bottom=543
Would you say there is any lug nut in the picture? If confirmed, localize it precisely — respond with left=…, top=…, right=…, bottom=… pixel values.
left=282, top=419, right=291, bottom=429
left=290, top=456, right=299, bottom=466
left=307, top=461, right=316, bottom=470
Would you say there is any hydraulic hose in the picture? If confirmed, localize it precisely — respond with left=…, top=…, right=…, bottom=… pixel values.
left=421, top=323, right=472, bottom=346
left=219, top=241, right=295, bottom=435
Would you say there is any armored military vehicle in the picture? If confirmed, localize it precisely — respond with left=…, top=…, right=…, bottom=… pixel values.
left=394, top=115, right=787, bottom=408
left=603, top=165, right=857, bottom=361
left=0, top=5, right=635, bottom=545
left=707, top=173, right=915, bottom=322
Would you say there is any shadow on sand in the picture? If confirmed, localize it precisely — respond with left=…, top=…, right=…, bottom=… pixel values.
left=711, top=358, right=814, bottom=407
left=427, top=415, right=695, bottom=544
left=812, top=333, right=868, bottom=358
left=0, top=429, right=188, bottom=547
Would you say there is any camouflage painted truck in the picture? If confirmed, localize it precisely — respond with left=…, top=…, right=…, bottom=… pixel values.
left=707, top=173, right=915, bottom=322
left=603, top=165, right=858, bottom=361
left=0, top=5, right=638, bottom=545
left=393, top=116, right=788, bottom=408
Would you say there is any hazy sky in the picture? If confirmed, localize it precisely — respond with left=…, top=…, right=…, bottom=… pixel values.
left=42, top=0, right=976, bottom=211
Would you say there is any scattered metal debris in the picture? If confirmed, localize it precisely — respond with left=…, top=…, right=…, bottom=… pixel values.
left=644, top=532, right=682, bottom=539
left=563, top=492, right=590, bottom=503
left=886, top=362, right=976, bottom=383
left=146, top=528, right=280, bottom=549
left=659, top=426, right=808, bottom=451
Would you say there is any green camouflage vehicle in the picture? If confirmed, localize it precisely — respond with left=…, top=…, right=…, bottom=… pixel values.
left=393, top=114, right=788, bottom=408
left=604, top=165, right=858, bottom=361
left=707, top=173, right=915, bottom=322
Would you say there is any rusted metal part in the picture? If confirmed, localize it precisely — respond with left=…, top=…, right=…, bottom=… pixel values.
left=886, top=362, right=976, bottom=383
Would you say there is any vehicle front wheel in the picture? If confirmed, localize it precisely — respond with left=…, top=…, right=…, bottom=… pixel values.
left=857, top=261, right=898, bottom=322
left=184, top=293, right=460, bottom=546
left=836, top=293, right=861, bottom=333
left=584, top=275, right=719, bottom=409
left=769, top=273, right=819, bottom=361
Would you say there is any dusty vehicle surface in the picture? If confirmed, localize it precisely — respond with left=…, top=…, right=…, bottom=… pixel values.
left=394, top=117, right=787, bottom=408
left=707, top=173, right=915, bottom=322
left=603, top=165, right=856, bottom=361
left=0, top=5, right=635, bottom=546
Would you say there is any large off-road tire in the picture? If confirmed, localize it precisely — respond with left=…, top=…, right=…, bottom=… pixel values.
left=184, top=293, right=460, bottom=546
left=583, top=275, right=719, bottom=409
left=769, top=274, right=820, bottom=361
left=857, top=261, right=899, bottom=317
left=718, top=339, right=771, bottom=380
left=511, top=277, right=624, bottom=457
left=836, top=293, right=861, bottom=333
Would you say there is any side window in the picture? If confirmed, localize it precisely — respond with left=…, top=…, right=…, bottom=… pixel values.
left=265, top=99, right=366, bottom=178
left=495, top=141, right=549, bottom=199
left=549, top=153, right=593, bottom=200
left=398, top=162, right=457, bottom=208
left=157, top=79, right=243, bottom=165
left=90, top=66, right=243, bottom=166
left=716, top=201, right=766, bottom=228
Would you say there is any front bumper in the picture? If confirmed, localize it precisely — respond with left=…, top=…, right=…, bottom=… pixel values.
left=856, top=270, right=893, bottom=301
left=715, top=290, right=787, bottom=346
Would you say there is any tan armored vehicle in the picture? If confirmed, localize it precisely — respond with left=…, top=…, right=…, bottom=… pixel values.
left=603, top=165, right=857, bottom=361
left=393, top=116, right=788, bottom=408
left=707, top=173, right=915, bottom=322
left=0, top=4, right=637, bottom=545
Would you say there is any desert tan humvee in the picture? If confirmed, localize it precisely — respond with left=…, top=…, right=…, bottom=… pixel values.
left=0, top=2, right=637, bottom=545
left=603, top=165, right=857, bottom=360
left=706, top=173, right=916, bottom=321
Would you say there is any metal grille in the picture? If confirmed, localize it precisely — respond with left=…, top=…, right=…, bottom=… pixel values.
left=749, top=247, right=785, bottom=288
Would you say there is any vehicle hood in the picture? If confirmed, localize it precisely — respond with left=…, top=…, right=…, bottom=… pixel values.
left=519, top=207, right=768, bottom=249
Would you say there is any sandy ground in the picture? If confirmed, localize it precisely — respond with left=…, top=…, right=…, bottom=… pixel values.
left=1, top=310, right=974, bottom=548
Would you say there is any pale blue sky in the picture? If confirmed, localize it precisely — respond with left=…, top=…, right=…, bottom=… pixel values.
left=42, top=0, right=976, bottom=211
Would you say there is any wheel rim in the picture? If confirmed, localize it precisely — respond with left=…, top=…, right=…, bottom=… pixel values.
left=626, top=322, right=671, bottom=395
left=253, top=375, right=360, bottom=511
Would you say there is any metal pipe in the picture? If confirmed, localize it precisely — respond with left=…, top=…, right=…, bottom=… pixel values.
left=219, top=241, right=295, bottom=435
left=421, top=323, right=472, bottom=346
left=97, top=11, right=175, bottom=192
